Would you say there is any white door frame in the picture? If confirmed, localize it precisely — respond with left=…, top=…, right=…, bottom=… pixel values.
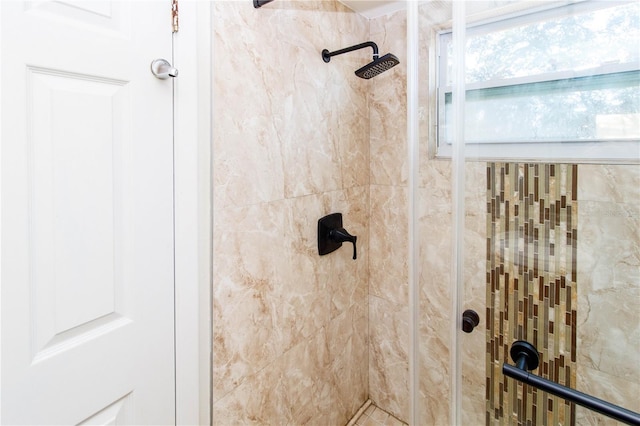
left=173, top=1, right=211, bottom=425
left=0, top=1, right=212, bottom=423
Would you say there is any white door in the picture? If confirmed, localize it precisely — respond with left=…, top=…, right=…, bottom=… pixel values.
left=1, top=1, right=176, bottom=424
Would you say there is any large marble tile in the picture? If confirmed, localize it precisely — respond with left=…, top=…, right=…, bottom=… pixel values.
left=369, top=12, right=408, bottom=187
left=212, top=200, right=292, bottom=401
left=212, top=329, right=331, bottom=425
left=368, top=295, right=409, bottom=422
left=325, top=306, right=369, bottom=424
left=577, top=198, right=640, bottom=385
left=369, top=185, right=409, bottom=305
left=212, top=307, right=368, bottom=426
left=417, top=232, right=453, bottom=426
left=212, top=3, right=287, bottom=208
left=576, top=366, right=640, bottom=425
left=578, top=164, right=640, bottom=204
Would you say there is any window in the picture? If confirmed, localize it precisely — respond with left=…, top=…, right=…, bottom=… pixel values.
left=436, top=1, right=640, bottom=162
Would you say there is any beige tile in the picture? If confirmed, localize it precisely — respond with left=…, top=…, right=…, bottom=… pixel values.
left=369, top=296, right=410, bottom=422
left=369, top=185, right=409, bottom=305
left=358, top=415, right=380, bottom=426
left=577, top=189, right=640, bottom=388
left=384, top=415, right=407, bottom=426
left=370, top=12, right=408, bottom=187
left=578, top=164, right=640, bottom=203
left=352, top=405, right=408, bottom=426
left=364, top=404, right=376, bottom=416
left=369, top=407, right=390, bottom=424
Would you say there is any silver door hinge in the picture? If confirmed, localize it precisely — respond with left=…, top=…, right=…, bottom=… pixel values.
left=172, top=0, right=179, bottom=33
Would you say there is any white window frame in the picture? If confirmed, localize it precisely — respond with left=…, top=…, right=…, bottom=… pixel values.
left=435, top=0, right=640, bottom=163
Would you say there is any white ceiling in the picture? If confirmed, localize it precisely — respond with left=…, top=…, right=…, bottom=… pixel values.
left=338, top=0, right=406, bottom=19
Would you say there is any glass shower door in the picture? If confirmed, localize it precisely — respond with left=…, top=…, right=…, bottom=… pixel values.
left=414, top=1, right=638, bottom=424
left=454, top=2, right=640, bottom=425
left=460, top=149, right=640, bottom=426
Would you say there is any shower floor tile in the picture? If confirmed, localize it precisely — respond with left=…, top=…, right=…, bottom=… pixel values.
left=347, top=400, right=407, bottom=426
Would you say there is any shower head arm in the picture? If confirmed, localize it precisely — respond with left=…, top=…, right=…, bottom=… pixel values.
left=322, top=42, right=379, bottom=63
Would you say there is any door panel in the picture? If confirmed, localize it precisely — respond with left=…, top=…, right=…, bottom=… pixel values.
left=1, top=1, right=175, bottom=424
left=78, top=393, right=134, bottom=425
left=28, top=67, right=128, bottom=357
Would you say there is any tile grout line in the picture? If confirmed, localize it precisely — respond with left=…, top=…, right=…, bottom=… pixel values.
left=346, top=399, right=372, bottom=426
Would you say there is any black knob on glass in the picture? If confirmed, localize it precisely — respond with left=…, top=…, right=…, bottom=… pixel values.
left=462, top=309, right=480, bottom=333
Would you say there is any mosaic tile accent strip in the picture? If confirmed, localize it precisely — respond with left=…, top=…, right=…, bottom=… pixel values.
left=486, top=163, right=578, bottom=426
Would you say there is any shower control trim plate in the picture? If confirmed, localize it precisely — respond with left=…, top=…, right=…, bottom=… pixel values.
left=317, top=213, right=358, bottom=260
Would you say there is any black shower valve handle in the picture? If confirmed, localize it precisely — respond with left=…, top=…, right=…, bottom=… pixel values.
left=317, top=213, right=358, bottom=260
left=329, top=228, right=357, bottom=260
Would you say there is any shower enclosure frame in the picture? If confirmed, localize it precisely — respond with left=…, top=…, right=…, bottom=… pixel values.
left=406, top=2, right=468, bottom=423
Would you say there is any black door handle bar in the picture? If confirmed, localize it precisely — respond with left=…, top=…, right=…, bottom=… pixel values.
left=503, top=341, right=640, bottom=426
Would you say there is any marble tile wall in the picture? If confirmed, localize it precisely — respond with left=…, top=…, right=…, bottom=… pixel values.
left=575, top=164, right=640, bottom=424
left=368, top=9, right=410, bottom=423
left=416, top=2, right=455, bottom=424
left=212, top=1, right=370, bottom=423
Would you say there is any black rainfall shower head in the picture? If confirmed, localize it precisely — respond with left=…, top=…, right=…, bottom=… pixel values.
left=355, top=53, right=400, bottom=79
left=322, top=41, right=400, bottom=79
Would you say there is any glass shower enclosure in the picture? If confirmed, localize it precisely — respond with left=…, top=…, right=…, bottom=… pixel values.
left=414, top=1, right=640, bottom=424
